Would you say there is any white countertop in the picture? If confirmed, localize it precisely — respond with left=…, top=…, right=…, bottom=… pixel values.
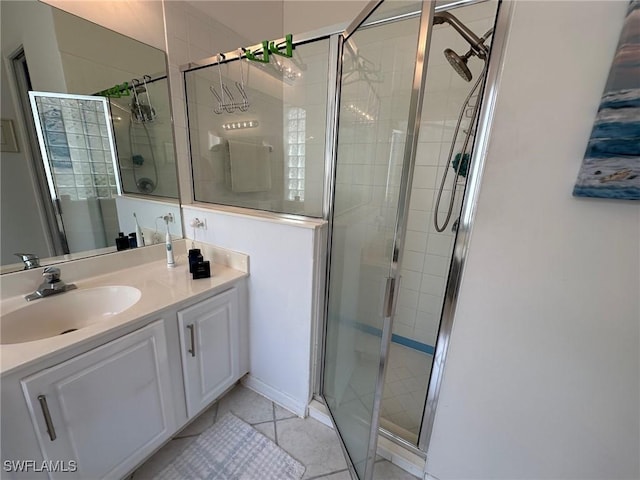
left=0, top=258, right=247, bottom=376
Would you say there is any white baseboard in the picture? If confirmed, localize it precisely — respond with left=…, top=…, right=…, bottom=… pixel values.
left=308, top=399, right=334, bottom=428
left=241, top=374, right=308, bottom=417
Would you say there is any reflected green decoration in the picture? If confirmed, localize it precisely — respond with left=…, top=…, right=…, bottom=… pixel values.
left=270, top=34, right=293, bottom=58
left=246, top=34, right=293, bottom=63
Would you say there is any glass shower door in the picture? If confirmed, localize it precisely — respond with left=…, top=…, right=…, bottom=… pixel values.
left=322, top=1, right=430, bottom=478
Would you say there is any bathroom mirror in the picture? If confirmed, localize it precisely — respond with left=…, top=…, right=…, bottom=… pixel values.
left=0, top=0, right=183, bottom=274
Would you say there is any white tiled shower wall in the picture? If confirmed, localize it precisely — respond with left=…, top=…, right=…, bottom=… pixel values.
left=395, top=1, right=498, bottom=346
left=330, top=15, right=422, bottom=330
left=162, top=1, right=253, bottom=206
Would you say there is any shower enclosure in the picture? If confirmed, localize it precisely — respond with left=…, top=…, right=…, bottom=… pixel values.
left=321, top=0, right=502, bottom=478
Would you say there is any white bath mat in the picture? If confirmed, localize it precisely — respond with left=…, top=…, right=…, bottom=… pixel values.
left=156, top=413, right=305, bottom=480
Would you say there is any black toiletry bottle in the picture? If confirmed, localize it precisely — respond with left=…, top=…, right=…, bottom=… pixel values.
left=116, top=232, right=130, bottom=251
left=128, top=233, right=138, bottom=248
left=192, top=260, right=211, bottom=279
left=188, top=248, right=203, bottom=273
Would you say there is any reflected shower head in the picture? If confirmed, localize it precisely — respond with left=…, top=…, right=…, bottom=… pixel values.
left=444, top=48, right=473, bottom=82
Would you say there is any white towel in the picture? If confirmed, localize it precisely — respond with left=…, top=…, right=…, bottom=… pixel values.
left=228, top=140, right=272, bottom=192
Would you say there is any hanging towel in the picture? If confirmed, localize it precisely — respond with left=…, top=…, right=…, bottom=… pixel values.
left=228, top=140, right=272, bottom=192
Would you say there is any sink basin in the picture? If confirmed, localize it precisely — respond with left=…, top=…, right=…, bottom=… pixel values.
left=0, top=286, right=142, bottom=345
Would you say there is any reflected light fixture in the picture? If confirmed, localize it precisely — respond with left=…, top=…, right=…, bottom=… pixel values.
left=274, top=59, right=302, bottom=81
left=347, top=104, right=375, bottom=122
left=222, top=120, right=259, bottom=130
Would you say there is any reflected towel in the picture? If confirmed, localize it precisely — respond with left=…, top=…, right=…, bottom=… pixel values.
left=228, top=140, right=272, bottom=192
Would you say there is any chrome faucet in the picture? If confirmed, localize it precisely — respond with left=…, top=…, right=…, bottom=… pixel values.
left=15, top=253, right=40, bottom=270
left=25, top=267, right=77, bottom=302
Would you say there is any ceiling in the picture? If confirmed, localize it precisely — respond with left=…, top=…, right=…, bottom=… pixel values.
left=185, top=1, right=284, bottom=46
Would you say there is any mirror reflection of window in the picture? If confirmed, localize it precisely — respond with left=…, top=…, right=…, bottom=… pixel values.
left=31, top=93, right=120, bottom=201
left=29, top=92, right=121, bottom=253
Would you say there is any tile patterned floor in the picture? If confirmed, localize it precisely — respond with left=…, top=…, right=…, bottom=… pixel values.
left=380, top=342, right=433, bottom=442
left=131, top=384, right=419, bottom=480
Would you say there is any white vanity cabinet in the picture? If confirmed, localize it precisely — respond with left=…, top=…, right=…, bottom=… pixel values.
left=20, top=320, right=175, bottom=480
left=2, top=271, right=248, bottom=479
left=178, top=287, right=241, bottom=417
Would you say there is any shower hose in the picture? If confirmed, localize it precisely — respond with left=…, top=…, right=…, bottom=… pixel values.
left=128, top=118, right=159, bottom=194
left=433, top=62, right=488, bottom=232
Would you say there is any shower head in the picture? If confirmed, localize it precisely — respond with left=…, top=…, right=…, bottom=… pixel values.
left=444, top=48, right=473, bottom=82
left=434, top=12, right=489, bottom=60
left=435, top=11, right=493, bottom=81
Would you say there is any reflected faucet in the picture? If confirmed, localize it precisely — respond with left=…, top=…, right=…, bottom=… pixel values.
left=15, top=253, right=40, bottom=270
left=25, top=267, right=77, bottom=302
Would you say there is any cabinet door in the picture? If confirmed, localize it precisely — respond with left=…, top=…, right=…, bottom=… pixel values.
left=21, top=320, right=175, bottom=480
left=178, top=287, right=240, bottom=417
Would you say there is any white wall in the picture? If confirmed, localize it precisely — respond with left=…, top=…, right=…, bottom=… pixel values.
left=43, top=0, right=166, bottom=51
left=0, top=57, right=53, bottom=265
left=0, top=0, right=66, bottom=265
left=115, top=196, right=181, bottom=245
left=427, top=2, right=640, bottom=479
left=162, top=0, right=261, bottom=207
left=185, top=1, right=283, bottom=47
left=283, top=1, right=368, bottom=35
left=52, top=8, right=166, bottom=94
left=181, top=206, right=324, bottom=415
left=0, top=0, right=67, bottom=92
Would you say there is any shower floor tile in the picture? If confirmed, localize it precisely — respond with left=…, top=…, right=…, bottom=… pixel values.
left=381, top=342, right=433, bottom=442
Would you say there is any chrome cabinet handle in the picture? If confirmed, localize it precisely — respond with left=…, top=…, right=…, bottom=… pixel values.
left=187, top=324, right=196, bottom=357
left=38, top=395, right=57, bottom=441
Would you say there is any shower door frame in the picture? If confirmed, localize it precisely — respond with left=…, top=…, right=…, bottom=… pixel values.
left=318, top=1, right=436, bottom=477
left=316, top=0, right=516, bottom=459
left=416, top=0, right=514, bottom=451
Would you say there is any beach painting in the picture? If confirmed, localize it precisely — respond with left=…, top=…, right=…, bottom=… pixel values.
left=573, top=0, right=640, bottom=200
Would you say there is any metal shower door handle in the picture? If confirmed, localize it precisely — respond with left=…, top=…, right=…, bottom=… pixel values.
left=382, top=277, right=397, bottom=318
